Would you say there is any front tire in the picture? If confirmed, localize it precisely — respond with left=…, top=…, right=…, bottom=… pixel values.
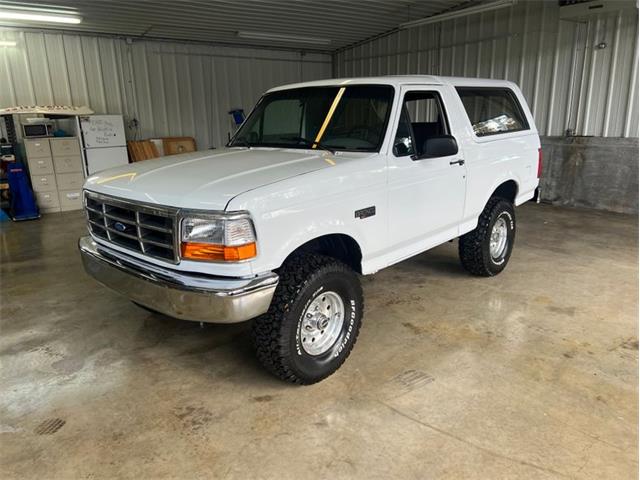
left=459, top=198, right=516, bottom=276
left=252, top=253, right=363, bottom=384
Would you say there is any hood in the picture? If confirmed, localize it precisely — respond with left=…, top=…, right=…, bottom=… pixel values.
left=84, top=147, right=334, bottom=210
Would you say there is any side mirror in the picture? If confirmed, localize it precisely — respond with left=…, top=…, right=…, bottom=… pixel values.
left=412, top=135, right=459, bottom=160
left=393, top=141, right=411, bottom=157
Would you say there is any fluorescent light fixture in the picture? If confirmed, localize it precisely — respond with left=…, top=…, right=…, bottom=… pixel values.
left=0, top=40, right=16, bottom=46
left=237, top=31, right=330, bottom=46
left=400, top=0, right=516, bottom=29
left=0, top=9, right=82, bottom=24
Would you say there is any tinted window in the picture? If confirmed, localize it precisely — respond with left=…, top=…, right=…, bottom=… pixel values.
left=321, top=87, right=393, bottom=151
left=262, top=99, right=301, bottom=137
left=456, top=87, right=529, bottom=137
left=230, top=85, right=394, bottom=152
left=393, top=91, right=449, bottom=157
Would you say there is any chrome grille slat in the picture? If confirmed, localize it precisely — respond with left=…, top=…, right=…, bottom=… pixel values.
left=86, top=205, right=102, bottom=215
left=88, top=219, right=107, bottom=229
left=104, top=226, right=139, bottom=240
left=84, top=191, right=179, bottom=263
left=140, top=238, right=174, bottom=249
left=102, top=202, right=111, bottom=241
left=138, top=222, right=171, bottom=233
left=104, top=212, right=138, bottom=225
left=135, top=211, right=146, bottom=253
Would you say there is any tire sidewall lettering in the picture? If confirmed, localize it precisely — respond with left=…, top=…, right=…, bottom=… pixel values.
left=334, top=299, right=356, bottom=358
left=500, top=211, right=514, bottom=231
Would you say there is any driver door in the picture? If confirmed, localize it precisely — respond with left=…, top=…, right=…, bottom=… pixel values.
left=387, top=86, right=467, bottom=259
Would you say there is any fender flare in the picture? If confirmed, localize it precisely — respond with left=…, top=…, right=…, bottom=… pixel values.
left=483, top=176, right=520, bottom=207
left=273, top=229, right=364, bottom=272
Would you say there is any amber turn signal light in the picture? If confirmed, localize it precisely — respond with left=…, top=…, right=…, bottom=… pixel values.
left=181, top=242, right=257, bottom=261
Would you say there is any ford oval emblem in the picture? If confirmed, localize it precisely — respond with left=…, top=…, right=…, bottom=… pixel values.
left=113, top=221, right=127, bottom=232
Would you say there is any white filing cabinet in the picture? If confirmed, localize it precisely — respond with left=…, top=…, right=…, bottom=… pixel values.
left=24, top=137, right=84, bottom=213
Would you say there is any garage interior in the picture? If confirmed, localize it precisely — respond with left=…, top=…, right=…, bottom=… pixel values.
left=1, top=0, right=638, bottom=478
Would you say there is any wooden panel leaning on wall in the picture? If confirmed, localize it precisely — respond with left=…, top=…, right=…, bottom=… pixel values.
left=127, top=141, right=160, bottom=162
left=163, top=137, right=197, bottom=156
left=127, top=137, right=196, bottom=162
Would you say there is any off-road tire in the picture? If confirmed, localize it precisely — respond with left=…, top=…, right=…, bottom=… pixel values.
left=459, top=198, right=516, bottom=277
left=252, top=253, right=363, bottom=384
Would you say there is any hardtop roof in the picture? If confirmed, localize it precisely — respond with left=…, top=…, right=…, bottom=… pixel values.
left=267, top=75, right=519, bottom=92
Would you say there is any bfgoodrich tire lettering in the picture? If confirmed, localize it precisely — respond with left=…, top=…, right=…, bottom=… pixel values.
left=458, top=198, right=516, bottom=276
left=252, top=253, right=363, bottom=384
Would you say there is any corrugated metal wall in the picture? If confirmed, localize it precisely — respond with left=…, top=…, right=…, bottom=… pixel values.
left=2, top=3, right=637, bottom=142
left=0, top=28, right=332, bottom=149
left=334, top=1, right=638, bottom=138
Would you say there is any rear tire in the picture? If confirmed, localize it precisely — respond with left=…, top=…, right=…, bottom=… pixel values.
left=459, top=198, right=516, bottom=277
left=252, top=253, right=363, bottom=385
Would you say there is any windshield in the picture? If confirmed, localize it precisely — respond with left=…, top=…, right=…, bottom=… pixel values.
left=229, top=85, right=394, bottom=152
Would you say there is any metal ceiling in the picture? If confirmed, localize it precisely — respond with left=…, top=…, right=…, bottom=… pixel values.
left=0, top=0, right=471, bottom=52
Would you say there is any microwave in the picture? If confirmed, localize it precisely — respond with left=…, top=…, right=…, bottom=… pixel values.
left=22, top=121, right=54, bottom=138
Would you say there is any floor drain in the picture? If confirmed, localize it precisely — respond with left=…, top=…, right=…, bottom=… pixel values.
left=34, top=418, right=65, bottom=435
left=381, top=369, right=435, bottom=400
left=393, top=369, right=435, bottom=389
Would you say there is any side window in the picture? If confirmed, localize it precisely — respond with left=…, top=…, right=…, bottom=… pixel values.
left=456, top=87, right=529, bottom=137
left=393, top=91, right=449, bottom=157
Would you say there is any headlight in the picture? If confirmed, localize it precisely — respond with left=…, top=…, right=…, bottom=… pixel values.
left=180, top=213, right=257, bottom=262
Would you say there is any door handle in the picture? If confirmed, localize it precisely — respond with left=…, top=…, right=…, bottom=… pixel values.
left=449, top=159, right=465, bottom=166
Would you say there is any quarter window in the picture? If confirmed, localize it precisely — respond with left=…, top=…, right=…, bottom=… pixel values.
left=456, top=87, right=529, bottom=137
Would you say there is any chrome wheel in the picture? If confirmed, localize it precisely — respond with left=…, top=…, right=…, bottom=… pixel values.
left=299, top=291, right=345, bottom=356
left=490, top=217, right=509, bottom=260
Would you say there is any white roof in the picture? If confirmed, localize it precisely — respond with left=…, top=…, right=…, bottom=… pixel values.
left=268, top=75, right=519, bottom=92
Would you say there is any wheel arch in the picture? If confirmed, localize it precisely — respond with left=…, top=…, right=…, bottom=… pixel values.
left=279, top=233, right=363, bottom=274
left=489, top=179, right=519, bottom=204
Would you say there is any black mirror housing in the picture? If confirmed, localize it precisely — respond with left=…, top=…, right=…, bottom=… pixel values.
left=393, top=141, right=411, bottom=157
left=413, top=135, right=459, bottom=160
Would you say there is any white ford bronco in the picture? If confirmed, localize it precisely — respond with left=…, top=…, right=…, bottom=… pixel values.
left=79, top=75, right=541, bottom=384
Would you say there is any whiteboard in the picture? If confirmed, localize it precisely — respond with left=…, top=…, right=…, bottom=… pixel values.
left=80, top=115, right=126, bottom=148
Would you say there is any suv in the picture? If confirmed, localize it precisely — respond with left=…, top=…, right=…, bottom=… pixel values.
left=79, top=76, right=541, bottom=384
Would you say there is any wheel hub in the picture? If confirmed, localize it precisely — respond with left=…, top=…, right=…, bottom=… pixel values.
left=490, top=217, right=508, bottom=259
left=299, top=291, right=345, bottom=356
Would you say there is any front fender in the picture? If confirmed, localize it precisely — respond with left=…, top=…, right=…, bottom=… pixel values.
left=227, top=156, right=388, bottom=275
left=249, top=196, right=380, bottom=274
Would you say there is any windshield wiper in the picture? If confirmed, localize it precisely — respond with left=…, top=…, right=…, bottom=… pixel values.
left=280, top=136, right=336, bottom=154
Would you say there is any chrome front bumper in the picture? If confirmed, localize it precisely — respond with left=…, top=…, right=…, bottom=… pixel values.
left=78, top=236, right=278, bottom=323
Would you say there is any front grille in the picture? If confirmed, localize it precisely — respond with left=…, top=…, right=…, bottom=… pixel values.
left=84, top=191, right=179, bottom=263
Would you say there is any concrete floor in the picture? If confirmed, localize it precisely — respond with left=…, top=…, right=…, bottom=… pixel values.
left=0, top=203, right=637, bottom=479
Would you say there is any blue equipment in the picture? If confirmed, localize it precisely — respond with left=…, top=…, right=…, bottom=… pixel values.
left=6, top=162, right=39, bottom=221
left=228, top=108, right=245, bottom=126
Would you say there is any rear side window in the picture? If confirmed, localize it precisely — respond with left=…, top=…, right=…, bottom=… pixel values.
left=456, top=87, right=529, bottom=137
